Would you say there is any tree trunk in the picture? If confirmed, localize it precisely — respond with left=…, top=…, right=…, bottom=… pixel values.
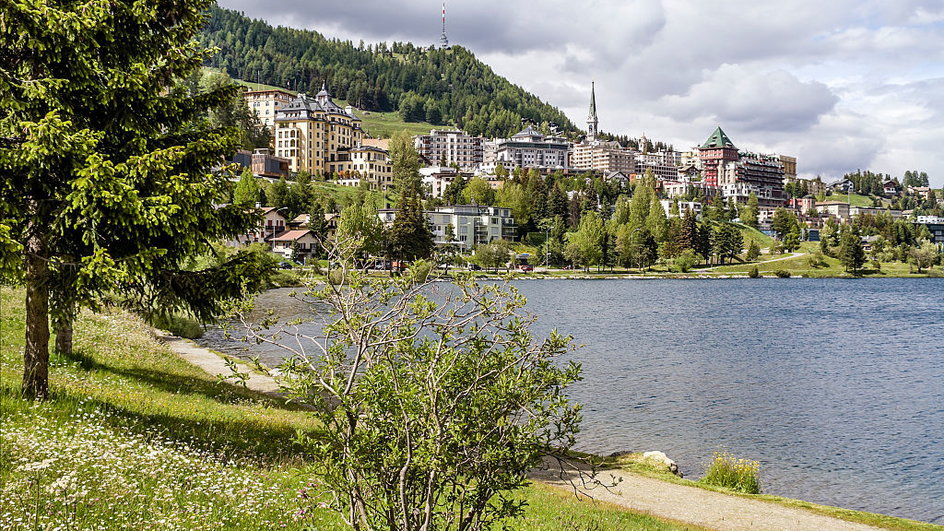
left=23, top=232, right=50, bottom=401
left=54, top=304, right=75, bottom=357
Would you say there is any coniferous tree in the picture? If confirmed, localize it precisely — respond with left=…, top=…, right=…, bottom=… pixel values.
left=1, top=0, right=268, bottom=400
left=234, top=169, right=262, bottom=206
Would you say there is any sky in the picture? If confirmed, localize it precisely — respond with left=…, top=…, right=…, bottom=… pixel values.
left=219, top=0, right=944, bottom=186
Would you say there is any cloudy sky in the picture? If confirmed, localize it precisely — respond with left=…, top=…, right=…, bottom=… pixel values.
left=219, top=0, right=944, bottom=186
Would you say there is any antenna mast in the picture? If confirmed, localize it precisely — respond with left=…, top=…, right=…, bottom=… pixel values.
left=440, top=1, right=449, bottom=48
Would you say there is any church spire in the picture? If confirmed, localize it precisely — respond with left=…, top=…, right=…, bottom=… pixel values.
left=587, top=81, right=599, bottom=142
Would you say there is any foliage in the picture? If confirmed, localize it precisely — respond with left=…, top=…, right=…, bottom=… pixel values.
left=710, top=223, right=744, bottom=265
left=234, top=168, right=263, bottom=206
left=746, top=240, right=761, bottom=262
left=565, top=211, right=605, bottom=270
left=241, top=259, right=582, bottom=530
left=199, top=7, right=578, bottom=138
left=748, top=266, right=760, bottom=278
left=774, top=270, right=792, bottom=278
left=839, top=228, right=866, bottom=275
left=669, top=249, right=701, bottom=273
left=389, top=192, right=435, bottom=262
left=336, top=202, right=385, bottom=265
left=742, top=193, right=759, bottom=228
left=701, top=452, right=761, bottom=494
left=0, top=0, right=271, bottom=399
left=475, top=239, right=512, bottom=272
left=909, top=239, right=940, bottom=273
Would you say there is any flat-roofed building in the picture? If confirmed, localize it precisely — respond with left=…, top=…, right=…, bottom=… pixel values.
left=570, top=141, right=636, bottom=174
left=414, top=129, right=485, bottom=169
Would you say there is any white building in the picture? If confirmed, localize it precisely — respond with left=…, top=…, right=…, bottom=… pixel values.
left=636, top=150, right=681, bottom=181
left=378, top=205, right=516, bottom=251
left=414, top=129, right=485, bottom=168
left=570, top=142, right=636, bottom=174
left=659, top=199, right=703, bottom=219
left=492, top=126, right=569, bottom=169
left=420, top=166, right=473, bottom=198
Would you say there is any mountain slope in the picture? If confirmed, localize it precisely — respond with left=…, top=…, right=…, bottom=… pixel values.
left=200, top=6, right=579, bottom=139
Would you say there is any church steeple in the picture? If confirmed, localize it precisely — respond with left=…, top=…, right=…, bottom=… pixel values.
left=587, top=81, right=599, bottom=142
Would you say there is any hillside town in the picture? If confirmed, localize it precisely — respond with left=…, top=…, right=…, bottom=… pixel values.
left=233, top=82, right=944, bottom=269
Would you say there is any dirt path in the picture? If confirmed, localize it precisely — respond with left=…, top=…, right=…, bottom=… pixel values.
left=530, top=459, right=881, bottom=531
left=163, top=334, right=881, bottom=531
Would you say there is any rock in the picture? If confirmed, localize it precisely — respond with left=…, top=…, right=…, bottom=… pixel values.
left=608, top=450, right=634, bottom=458
left=643, top=451, right=684, bottom=478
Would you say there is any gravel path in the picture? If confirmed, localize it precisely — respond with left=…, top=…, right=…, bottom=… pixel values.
left=165, top=334, right=882, bottom=531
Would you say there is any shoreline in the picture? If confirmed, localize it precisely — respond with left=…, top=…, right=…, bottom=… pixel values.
left=163, top=334, right=940, bottom=530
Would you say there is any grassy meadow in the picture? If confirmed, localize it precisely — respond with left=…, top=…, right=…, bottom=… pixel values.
left=0, top=287, right=688, bottom=530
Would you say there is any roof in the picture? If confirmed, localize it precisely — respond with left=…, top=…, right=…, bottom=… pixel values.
left=275, top=89, right=359, bottom=121
left=700, top=127, right=736, bottom=150
left=260, top=207, right=287, bottom=217
left=271, top=229, right=315, bottom=242
left=512, top=125, right=543, bottom=139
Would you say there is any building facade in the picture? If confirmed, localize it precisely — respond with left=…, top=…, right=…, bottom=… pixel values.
left=493, top=126, right=569, bottom=169
left=570, top=142, right=636, bottom=174
left=334, top=145, right=394, bottom=191
left=378, top=205, right=516, bottom=251
left=636, top=150, right=682, bottom=182
left=698, top=127, right=739, bottom=187
left=273, top=85, right=364, bottom=175
left=414, top=129, right=485, bottom=168
left=243, top=89, right=295, bottom=130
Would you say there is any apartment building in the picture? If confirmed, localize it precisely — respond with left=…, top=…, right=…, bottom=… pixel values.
left=273, top=85, right=364, bottom=175
left=570, top=142, right=636, bottom=173
left=414, top=129, right=485, bottom=169
left=243, top=89, right=295, bottom=130
left=335, top=145, right=394, bottom=191
left=492, top=126, right=569, bottom=169
left=378, top=205, right=516, bottom=251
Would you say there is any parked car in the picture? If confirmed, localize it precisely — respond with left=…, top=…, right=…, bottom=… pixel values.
left=518, top=264, right=534, bottom=272
left=278, top=262, right=294, bottom=270
left=466, top=263, right=482, bottom=271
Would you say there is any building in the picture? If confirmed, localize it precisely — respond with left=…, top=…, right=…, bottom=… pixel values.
left=230, top=148, right=290, bottom=179
left=414, top=129, right=485, bottom=169
left=659, top=199, right=703, bottom=219
left=915, top=217, right=944, bottom=244
left=570, top=141, right=636, bottom=174
left=662, top=181, right=719, bottom=199
left=816, top=201, right=851, bottom=221
left=698, top=127, right=739, bottom=187
left=421, top=166, right=474, bottom=198
left=335, top=145, right=393, bottom=191
left=492, top=126, right=569, bottom=169
left=779, top=155, right=797, bottom=182
left=586, top=82, right=599, bottom=143
left=243, top=88, right=295, bottom=130
left=636, top=150, right=681, bottom=182
left=882, top=180, right=900, bottom=196
left=231, top=206, right=288, bottom=246
left=849, top=206, right=904, bottom=219
left=273, top=85, right=364, bottom=175
left=271, top=229, right=320, bottom=260
left=378, top=205, right=516, bottom=251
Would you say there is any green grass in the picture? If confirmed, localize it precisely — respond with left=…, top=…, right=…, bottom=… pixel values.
left=824, top=192, right=888, bottom=208
left=735, top=223, right=775, bottom=249
left=0, top=287, right=687, bottom=530
left=700, top=452, right=761, bottom=494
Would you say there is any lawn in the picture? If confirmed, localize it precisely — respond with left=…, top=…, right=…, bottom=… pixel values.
left=0, top=287, right=688, bottom=530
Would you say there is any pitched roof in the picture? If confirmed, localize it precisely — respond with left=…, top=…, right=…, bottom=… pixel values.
left=271, top=229, right=315, bottom=242
left=700, top=127, right=736, bottom=150
left=512, top=125, right=543, bottom=139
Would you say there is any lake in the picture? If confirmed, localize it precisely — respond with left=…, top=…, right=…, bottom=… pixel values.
left=199, top=278, right=944, bottom=524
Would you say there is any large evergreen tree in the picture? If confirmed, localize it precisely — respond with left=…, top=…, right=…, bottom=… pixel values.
left=1, top=0, right=268, bottom=400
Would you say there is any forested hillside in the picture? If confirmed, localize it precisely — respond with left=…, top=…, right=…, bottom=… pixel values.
left=199, top=6, right=578, bottom=138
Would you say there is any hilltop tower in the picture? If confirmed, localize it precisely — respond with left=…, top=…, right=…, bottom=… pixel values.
left=587, top=81, right=599, bottom=142
left=440, top=2, right=449, bottom=48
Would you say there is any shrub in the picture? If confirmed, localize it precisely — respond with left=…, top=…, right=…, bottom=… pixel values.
left=701, top=451, right=761, bottom=494
left=807, top=251, right=828, bottom=269
left=748, top=266, right=760, bottom=278
left=670, top=249, right=701, bottom=273
left=774, top=269, right=791, bottom=278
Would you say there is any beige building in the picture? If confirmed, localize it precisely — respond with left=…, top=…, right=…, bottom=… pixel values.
left=779, top=155, right=797, bottom=182
left=273, top=85, right=364, bottom=175
left=335, top=145, right=394, bottom=191
left=570, top=141, right=636, bottom=173
left=243, top=89, right=295, bottom=130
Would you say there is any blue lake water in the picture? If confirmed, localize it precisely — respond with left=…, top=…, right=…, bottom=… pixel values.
left=201, top=278, right=944, bottom=524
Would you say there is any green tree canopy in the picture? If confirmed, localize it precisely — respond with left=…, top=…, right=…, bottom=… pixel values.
left=1, top=0, right=269, bottom=400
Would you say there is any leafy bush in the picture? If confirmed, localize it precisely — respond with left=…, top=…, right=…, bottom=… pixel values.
left=807, top=251, right=828, bottom=269
left=670, top=249, right=701, bottom=273
left=774, top=270, right=791, bottom=278
left=701, top=451, right=761, bottom=494
left=748, top=266, right=760, bottom=278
